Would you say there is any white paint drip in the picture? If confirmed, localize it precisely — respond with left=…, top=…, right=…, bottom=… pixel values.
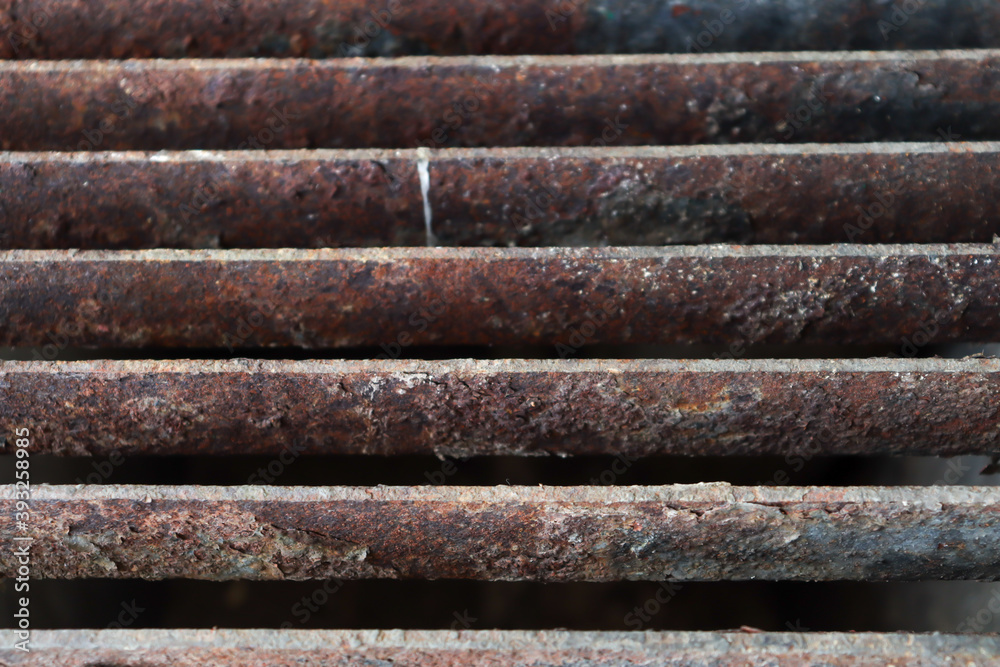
left=416, top=147, right=436, bottom=246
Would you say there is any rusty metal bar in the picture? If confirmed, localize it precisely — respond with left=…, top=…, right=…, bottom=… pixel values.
left=2, top=52, right=1000, bottom=150
left=3, top=484, right=1000, bottom=581
left=2, top=0, right=998, bottom=59
left=4, top=358, right=1000, bottom=457
left=4, top=144, right=1000, bottom=249
left=0, top=150, right=425, bottom=249
left=4, top=629, right=998, bottom=666
left=1, top=245, right=998, bottom=349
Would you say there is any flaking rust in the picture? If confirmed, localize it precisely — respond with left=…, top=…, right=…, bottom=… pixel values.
left=2, top=53, right=1000, bottom=150
left=3, top=358, right=1000, bottom=457
left=0, top=0, right=997, bottom=58
left=0, top=246, right=997, bottom=348
left=2, top=485, right=1000, bottom=581
left=4, top=145, right=1000, bottom=248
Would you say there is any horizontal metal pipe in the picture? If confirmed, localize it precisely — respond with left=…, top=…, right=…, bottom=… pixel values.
left=4, top=358, right=1000, bottom=457
left=3, top=484, right=1000, bottom=581
left=2, top=0, right=998, bottom=59
left=0, top=245, right=998, bottom=348
left=2, top=52, right=999, bottom=150
left=4, top=629, right=998, bottom=666
left=4, top=144, right=1000, bottom=248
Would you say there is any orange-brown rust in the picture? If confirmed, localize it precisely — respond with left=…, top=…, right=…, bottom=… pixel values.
left=2, top=485, right=1000, bottom=581
left=3, top=146, right=1000, bottom=249
left=3, top=358, right=1000, bottom=457
left=0, top=246, right=997, bottom=348
left=1, top=0, right=997, bottom=59
left=2, top=54, right=1000, bottom=150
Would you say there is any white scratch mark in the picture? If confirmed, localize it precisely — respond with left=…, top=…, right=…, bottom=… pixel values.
left=416, top=147, right=437, bottom=246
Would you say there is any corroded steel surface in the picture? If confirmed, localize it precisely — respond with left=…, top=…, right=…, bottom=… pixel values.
left=4, top=144, right=1000, bottom=248
left=3, top=630, right=998, bottom=666
left=4, top=358, right=1000, bottom=457
left=1, top=0, right=998, bottom=59
left=0, top=150, right=424, bottom=248
left=2, top=484, right=1000, bottom=581
left=2, top=53, right=1000, bottom=150
left=0, top=246, right=998, bottom=348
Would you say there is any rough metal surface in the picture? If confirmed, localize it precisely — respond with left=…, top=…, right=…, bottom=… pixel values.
left=2, top=52, right=1000, bottom=150
left=4, top=144, right=1000, bottom=248
left=0, top=150, right=424, bottom=248
left=1, top=0, right=998, bottom=59
left=2, top=484, right=1000, bottom=581
left=0, top=245, right=998, bottom=349
left=4, top=358, right=1000, bottom=457
left=2, top=629, right=998, bottom=666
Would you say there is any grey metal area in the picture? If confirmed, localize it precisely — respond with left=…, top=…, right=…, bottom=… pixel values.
left=1, top=629, right=997, bottom=665
left=2, top=484, right=1000, bottom=582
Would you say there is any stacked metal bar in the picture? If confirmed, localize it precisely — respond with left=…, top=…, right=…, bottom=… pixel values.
left=5, top=629, right=1000, bottom=666
left=2, top=0, right=1000, bottom=663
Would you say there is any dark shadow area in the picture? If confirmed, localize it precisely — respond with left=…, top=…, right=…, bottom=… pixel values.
left=3, top=454, right=997, bottom=488
left=3, top=579, right=998, bottom=633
